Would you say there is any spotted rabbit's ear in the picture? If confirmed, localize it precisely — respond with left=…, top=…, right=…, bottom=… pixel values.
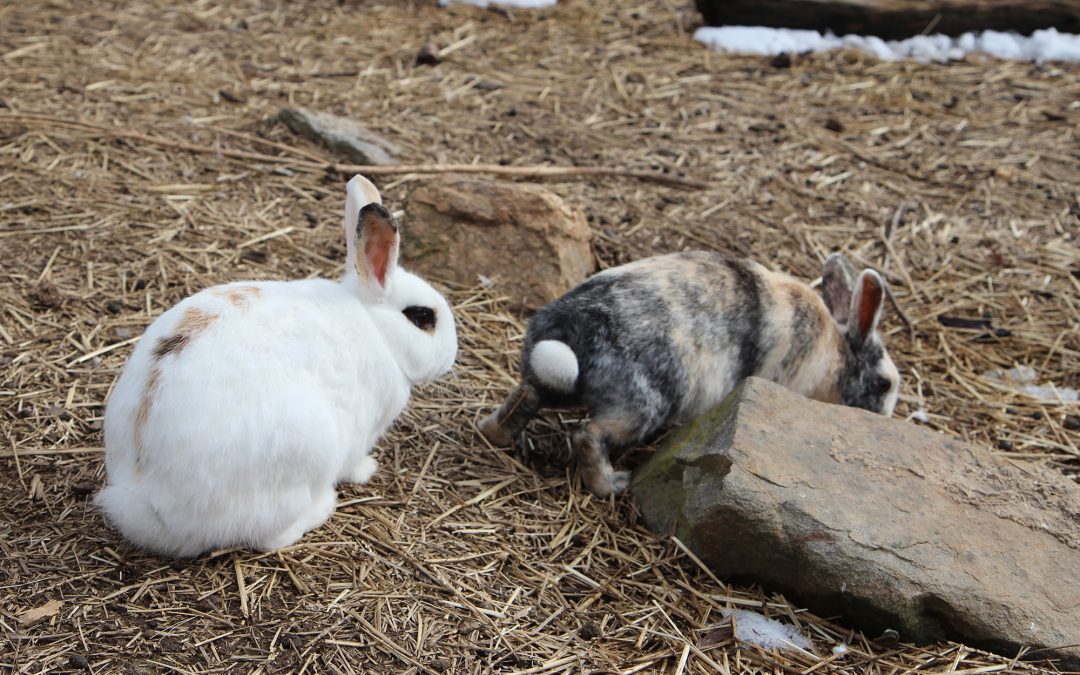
left=848, top=270, right=885, bottom=347
left=354, top=203, right=399, bottom=301
left=821, top=253, right=857, bottom=325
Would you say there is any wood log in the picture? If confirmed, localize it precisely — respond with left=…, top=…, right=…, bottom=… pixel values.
left=695, top=0, right=1080, bottom=39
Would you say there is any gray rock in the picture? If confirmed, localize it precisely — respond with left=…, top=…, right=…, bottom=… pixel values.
left=278, top=107, right=400, bottom=165
left=403, top=178, right=594, bottom=311
left=633, top=377, right=1080, bottom=669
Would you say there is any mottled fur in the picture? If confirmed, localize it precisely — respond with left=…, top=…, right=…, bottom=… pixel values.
left=480, top=251, right=899, bottom=496
left=211, top=285, right=261, bottom=308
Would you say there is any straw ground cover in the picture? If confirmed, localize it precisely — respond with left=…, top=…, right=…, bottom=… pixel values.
left=1, top=0, right=1077, bottom=672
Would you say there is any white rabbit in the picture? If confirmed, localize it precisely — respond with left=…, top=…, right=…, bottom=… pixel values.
left=96, top=175, right=457, bottom=557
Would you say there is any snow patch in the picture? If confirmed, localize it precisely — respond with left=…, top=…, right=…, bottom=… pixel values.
left=983, top=366, right=1079, bottom=402
left=695, top=26, right=1080, bottom=63
left=439, top=0, right=556, bottom=7
left=723, top=609, right=813, bottom=653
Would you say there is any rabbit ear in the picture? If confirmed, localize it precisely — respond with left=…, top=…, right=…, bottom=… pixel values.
left=344, top=175, right=382, bottom=252
left=354, top=203, right=399, bottom=298
left=346, top=174, right=382, bottom=210
left=848, top=270, right=885, bottom=347
left=342, top=175, right=397, bottom=299
left=822, top=253, right=856, bottom=325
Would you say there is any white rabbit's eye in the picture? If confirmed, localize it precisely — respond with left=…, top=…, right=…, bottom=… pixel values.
left=403, top=306, right=436, bottom=332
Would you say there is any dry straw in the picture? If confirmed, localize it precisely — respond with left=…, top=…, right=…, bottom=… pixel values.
left=1, top=0, right=1076, bottom=672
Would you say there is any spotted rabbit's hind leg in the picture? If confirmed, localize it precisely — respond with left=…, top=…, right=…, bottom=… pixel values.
left=574, top=413, right=652, bottom=497
left=478, top=383, right=541, bottom=446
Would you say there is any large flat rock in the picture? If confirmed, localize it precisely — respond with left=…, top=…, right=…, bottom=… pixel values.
left=695, top=0, right=1080, bottom=40
left=634, top=377, right=1080, bottom=669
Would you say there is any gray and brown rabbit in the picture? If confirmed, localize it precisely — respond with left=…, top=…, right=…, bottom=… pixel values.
left=479, top=251, right=900, bottom=497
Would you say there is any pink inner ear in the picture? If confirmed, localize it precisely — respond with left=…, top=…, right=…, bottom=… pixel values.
left=369, top=241, right=390, bottom=286
left=857, top=275, right=883, bottom=338
left=363, top=215, right=396, bottom=287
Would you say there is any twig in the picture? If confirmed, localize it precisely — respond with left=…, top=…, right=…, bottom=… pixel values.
left=0, top=112, right=708, bottom=189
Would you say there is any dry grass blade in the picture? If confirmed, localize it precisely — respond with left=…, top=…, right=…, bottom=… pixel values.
left=0, top=112, right=707, bottom=189
left=0, top=0, right=1076, bottom=673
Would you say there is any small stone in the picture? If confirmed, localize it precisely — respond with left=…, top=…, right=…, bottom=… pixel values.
left=578, top=621, right=601, bottom=640
left=874, top=629, right=900, bottom=646
left=824, top=118, right=844, bottom=133
left=218, top=89, right=244, bottom=104
left=457, top=620, right=481, bottom=635
left=240, top=249, right=267, bottom=264
left=770, top=52, right=792, bottom=68
left=68, top=654, right=89, bottom=670
left=28, top=282, right=65, bottom=310
left=281, top=634, right=303, bottom=650
left=279, top=108, right=400, bottom=166
left=415, top=43, right=442, bottom=66
left=71, top=483, right=96, bottom=498
left=44, top=404, right=72, bottom=421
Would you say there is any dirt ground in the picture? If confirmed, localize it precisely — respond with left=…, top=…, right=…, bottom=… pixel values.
left=1, top=0, right=1078, bottom=673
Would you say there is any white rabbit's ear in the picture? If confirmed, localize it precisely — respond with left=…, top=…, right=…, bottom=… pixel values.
left=848, top=269, right=885, bottom=347
left=344, top=175, right=382, bottom=243
left=346, top=174, right=382, bottom=210
left=822, top=253, right=856, bottom=325
left=354, top=203, right=400, bottom=298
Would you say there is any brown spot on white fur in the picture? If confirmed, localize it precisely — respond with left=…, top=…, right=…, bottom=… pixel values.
left=138, top=307, right=218, bottom=466
left=134, top=367, right=162, bottom=467
left=212, top=285, right=262, bottom=309
left=153, top=307, right=218, bottom=359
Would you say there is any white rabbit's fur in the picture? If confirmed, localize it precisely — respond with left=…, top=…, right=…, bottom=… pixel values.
left=96, top=176, right=457, bottom=557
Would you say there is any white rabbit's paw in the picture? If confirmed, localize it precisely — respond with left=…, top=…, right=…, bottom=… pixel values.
left=341, top=455, right=379, bottom=484
left=257, top=522, right=307, bottom=552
